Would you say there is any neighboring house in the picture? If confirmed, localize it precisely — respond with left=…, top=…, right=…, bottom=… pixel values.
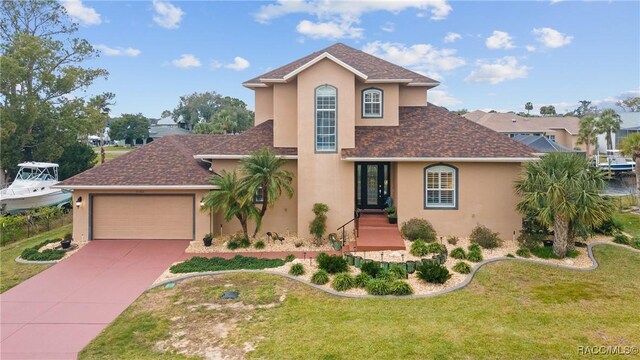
left=148, top=116, right=190, bottom=143
left=599, top=112, right=640, bottom=151
left=464, top=110, right=584, bottom=152
left=55, top=43, right=535, bottom=246
left=512, top=134, right=576, bottom=154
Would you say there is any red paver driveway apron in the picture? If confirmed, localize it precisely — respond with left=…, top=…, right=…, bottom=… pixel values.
left=0, top=239, right=188, bottom=359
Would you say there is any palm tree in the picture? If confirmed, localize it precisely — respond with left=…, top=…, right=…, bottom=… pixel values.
left=577, top=115, right=599, bottom=156
left=240, top=148, right=294, bottom=237
left=515, top=153, right=613, bottom=258
left=525, top=102, right=533, bottom=115
left=596, top=108, right=622, bottom=150
left=201, top=170, right=256, bottom=239
left=619, top=132, right=640, bottom=202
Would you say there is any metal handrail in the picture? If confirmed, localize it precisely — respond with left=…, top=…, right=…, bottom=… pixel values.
left=337, top=209, right=361, bottom=247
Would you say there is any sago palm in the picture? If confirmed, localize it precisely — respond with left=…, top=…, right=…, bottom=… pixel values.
left=515, top=152, right=613, bottom=258
left=240, top=148, right=294, bottom=237
left=619, top=132, right=640, bottom=202
left=201, top=170, right=256, bottom=239
left=596, top=109, right=622, bottom=150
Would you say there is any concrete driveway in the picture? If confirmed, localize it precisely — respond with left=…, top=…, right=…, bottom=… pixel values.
left=0, top=239, right=189, bottom=359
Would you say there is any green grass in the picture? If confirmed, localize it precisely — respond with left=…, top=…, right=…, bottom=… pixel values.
left=613, top=212, right=640, bottom=238
left=80, top=245, right=640, bottom=359
left=0, top=224, right=72, bottom=293
left=169, top=255, right=289, bottom=273
left=530, top=246, right=580, bottom=259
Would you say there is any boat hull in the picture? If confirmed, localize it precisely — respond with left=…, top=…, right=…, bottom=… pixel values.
left=0, top=190, right=71, bottom=215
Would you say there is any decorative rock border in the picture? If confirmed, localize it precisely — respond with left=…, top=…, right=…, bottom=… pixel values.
left=15, top=256, right=59, bottom=265
left=149, top=242, right=640, bottom=299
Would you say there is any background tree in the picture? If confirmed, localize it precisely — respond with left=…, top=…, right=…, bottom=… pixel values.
left=87, top=92, right=116, bottom=163
left=515, top=153, right=613, bottom=258
left=577, top=115, right=599, bottom=156
left=525, top=102, right=533, bottom=115
left=172, top=91, right=254, bottom=132
left=240, top=148, right=294, bottom=237
left=109, top=113, right=149, bottom=145
left=161, top=109, right=172, bottom=118
left=596, top=108, right=622, bottom=150
left=572, top=100, right=597, bottom=117
left=616, top=96, right=640, bottom=112
left=450, top=109, right=468, bottom=116
left=539, top=105, right=557, bottom=116
left=0, top=0, right=108, bottom=179
left=57, top=142, right=96, bottom=179
left=201, top=170, right=257, bottom=239
left=619, top=132, right=640, bottom=202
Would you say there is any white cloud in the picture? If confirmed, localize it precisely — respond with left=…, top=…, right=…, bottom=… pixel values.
left=429, top=89, right=462, bottom=106
left=485, top=30, right=515, bottom=49
left=95, top=44, right=141, bottom=57
left=532, top=27, right=573, bottom=49
left=60, top=0, right=101, bottom=25
left=381, top=22, right=395, bottom=33
left=443, top=32, right=462, bottom=43
left=255, top=0, right=452, bottom=39
left=526, top=45, right=537, bottom=52
left=171, top=54, right=201, bottom=69
left=465, top=56, right=529, bottom=84
left=225, top=57, right=250, bottom=71
left=362, top=41, right=465, bottom=80
left=152, top=0, right=184, bottom=29
left=296, top=20, right=363, bottom=39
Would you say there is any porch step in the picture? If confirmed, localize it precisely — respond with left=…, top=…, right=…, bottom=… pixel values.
left=352, top=214, right=405, bottom=251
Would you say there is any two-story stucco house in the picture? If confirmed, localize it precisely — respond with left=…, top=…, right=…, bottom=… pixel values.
left=56, top=43, right=536, bottom=248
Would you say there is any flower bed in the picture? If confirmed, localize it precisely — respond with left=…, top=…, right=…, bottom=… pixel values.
left=185, top=233, right=334, bottom=253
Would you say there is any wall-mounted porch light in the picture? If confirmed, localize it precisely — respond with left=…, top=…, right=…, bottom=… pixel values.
left=75, top=196, right=83, bottom=208
left=200, top=198, right=205, bottom=207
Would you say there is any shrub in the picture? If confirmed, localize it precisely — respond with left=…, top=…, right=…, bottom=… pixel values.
left=20, top=239, right=66, bottom=261
left=311, top=269, right=330, bottom=285
left=450, top=247, right=466, bottom=260
left=365, top=278, right=391, bottom=295
left=594, top=217, right=623, bottom=235
left=468, top=243, right=481, bottom=252
left=63, top=232, right=73, bottom=241
left=238, top=236, right=251, bottom=248
left=331, top=273, right=356, bottom=291
left=226, top=240, right=239, bottom=250
left=360, top=261, right=382, bottom=278
left=400, top=218, right=436, bottom=242
left=506, top=253, right=515, bottom=258
left=254, top=240, right=266, bottom=249
left=517, top=233, right=545, bottom=250
left=446, top=236, right=459, bottom=245
left=416, top=262, right=451, bottom=284
left=288, top=263, right=305, bottom=276
left=613, top=233, right=631, bottom=245
left=516, top=248, right=531, bottom=258
left=425, top=242, right=447, bottom=254
left=317, top=253, right=348, bottom=274
left=284, top=254, right=296, bottom=262
left=294, top=241, right=303, bottom=248
left=170, top=255, right=286, bottom=273
left=632, top=238, right=640, bottom=250
left=309, top=203, right=329, bottom=244
left=354, top=273, right=372, bottom=288
left=389, top=280, right=414, bottom=296
left=452, top=261, right=472, bottom=274
left=410, top=239, right=429, bottom=256
left=466, top=250, right=483, bottom=262
left=469, top=225, right=503, bottom=249
left=388, top=265, right=407, bottom=280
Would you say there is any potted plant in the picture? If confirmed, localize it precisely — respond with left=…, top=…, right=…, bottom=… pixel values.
left=388, top=212, right=397, bottom=224
left=61, top=233, right=72, bottom=249
left=203, top=233, right=213, bottom=247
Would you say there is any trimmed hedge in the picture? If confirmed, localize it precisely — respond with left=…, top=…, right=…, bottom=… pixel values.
left=170, top=255, right=286, bottom=273
left=317, top=253, right=348, bottom=274
left=20, top=239, right=66, bottom=261
left=469, top=225, right=503, bottom=249
left=416, top=262, right=451, bottom=284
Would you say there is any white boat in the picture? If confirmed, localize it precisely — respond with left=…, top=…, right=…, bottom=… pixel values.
left=0, top=162, right=72, bottom=215
left=592, top=150, right=636, bottom=173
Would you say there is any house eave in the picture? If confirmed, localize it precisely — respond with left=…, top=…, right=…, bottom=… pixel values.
left=194, top=154, right=298, bottom=160
left=341, top=156, right=538, bottom=162
left=51, top=185, right=218, bottom=190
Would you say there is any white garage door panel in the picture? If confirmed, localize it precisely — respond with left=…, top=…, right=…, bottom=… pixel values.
left=92, top=195, right=194, bottom=240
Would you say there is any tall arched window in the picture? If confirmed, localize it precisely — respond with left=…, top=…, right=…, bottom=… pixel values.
left=424, top=164, right=457, bottom=209
left=315, top=85, right=337, bottom=152
left=362, top=88, right=383, bottom=118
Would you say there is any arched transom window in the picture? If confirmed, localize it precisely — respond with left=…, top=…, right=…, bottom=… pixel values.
left=315, top=85, right=337, bottom=152
left=362, top=88, right=383, bottom=118
left=425, top=165, right=457, bottom=208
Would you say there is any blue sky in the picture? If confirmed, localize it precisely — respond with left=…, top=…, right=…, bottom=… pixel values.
left=63, top=0, right=640, bottom=118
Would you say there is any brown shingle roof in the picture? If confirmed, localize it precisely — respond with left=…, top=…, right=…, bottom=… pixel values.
left=463, top=111, right=580, bottom=135
left=57, top=120, right=296, bottom=187
left=342, top=106, right=536, bottom=159
left=244, top=43, right=438, bottom=86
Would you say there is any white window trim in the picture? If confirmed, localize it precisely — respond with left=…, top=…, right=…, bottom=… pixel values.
left=424, top=165, right=457, bottom=209
left=362, top=88, right=383, bottom=118
left=315, top=85, right=337, bottom=153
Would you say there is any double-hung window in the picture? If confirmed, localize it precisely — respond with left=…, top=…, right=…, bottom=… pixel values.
left=315, top=85, right=337, bottom=152
left=362, top=88, right=383, bottom=118
left=425, top=165, right=457, bottom=209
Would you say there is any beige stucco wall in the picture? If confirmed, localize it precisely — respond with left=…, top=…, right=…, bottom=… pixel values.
left=209, top=159, right=298, bottom=237
left=254, top=87, right=273, bottom=125
left=71, top=189, right=211, bottom=242
left=273, top=82, right=298, bottom=147
left=354, top=82, right=399, bottom=126
left=399, top=86, right=428, bottom=106
left=296, top=58, right=356, bottom=238
left=395, top=162, right=523, bottom=240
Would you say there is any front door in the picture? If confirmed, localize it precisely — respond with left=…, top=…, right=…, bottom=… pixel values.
left=356, top=162, right=390, bottom=210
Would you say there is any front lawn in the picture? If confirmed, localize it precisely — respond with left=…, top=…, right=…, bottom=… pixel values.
left=613, top=212, right=640, bottom=238
left=80, top=245, right=640, bottom=359
left=0, top=224, right=72, bottom=293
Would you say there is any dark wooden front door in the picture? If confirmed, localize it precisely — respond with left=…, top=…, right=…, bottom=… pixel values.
left=356, top=162, right=390, bottom=210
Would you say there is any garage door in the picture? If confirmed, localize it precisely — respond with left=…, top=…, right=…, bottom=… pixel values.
left=91, top=194, right=194, bottom=240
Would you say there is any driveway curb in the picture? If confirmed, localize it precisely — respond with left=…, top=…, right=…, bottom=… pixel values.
left=148, top=242, right=640, bottom=299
